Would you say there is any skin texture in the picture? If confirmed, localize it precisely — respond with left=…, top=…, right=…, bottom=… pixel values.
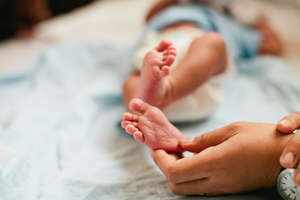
left=151, top=121, right=293, bottom=195
left=277, top=112, right=300, bottom=185
left=122, top=98, right=187, bottom=152
left=136, top=40, right=176, bottom=108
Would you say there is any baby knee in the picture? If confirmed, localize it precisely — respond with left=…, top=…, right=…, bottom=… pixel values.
left=192, top=32, right=226, bottom=52
left=204, top=32, right=226, bottom=50
left=122, top=77, right=131, bottom=94
left=122, top=74, right=138, bottom=94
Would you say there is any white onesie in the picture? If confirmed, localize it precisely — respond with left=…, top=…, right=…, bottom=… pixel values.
left=133, top=28, right=235, bottom=122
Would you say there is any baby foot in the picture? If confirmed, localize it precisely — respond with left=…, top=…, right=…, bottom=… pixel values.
left=121, top=98, right=186, bottom=152
left=137, top=40, right=176, bottom=108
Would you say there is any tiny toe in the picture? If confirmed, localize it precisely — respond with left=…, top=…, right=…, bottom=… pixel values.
left=161, top=66, right=170, bottom=75
left=166, top=55, right=175, bottom=65
left=129, top=98, right=150, bottom=114
left=122, top=120, right=138, bottom=128
left=122, top=120, right=132, bottom=128
left=157, top=40, right=172, bottom=51
left=168, top=45, right=176, bottom=52
left=168, top=49, right=176, bottom=56
left=121, top=120, right=127, bottom=128
left=133, top=131, right=145, bottom=143
left=122, top=112, right=139, bottom=122
left=125, top=125, right=138, bottom=135
left=122, top=112, right=132, bottom=120
left=130, top=122, right=138, bottom=127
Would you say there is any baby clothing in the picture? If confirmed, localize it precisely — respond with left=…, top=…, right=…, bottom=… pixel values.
left=140, top=4, right=262, bottom=60
left=133, top=27, right=235, bottom=122
left=132, top=3, right=262, bottom=122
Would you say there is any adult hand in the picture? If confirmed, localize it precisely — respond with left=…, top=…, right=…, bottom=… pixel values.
left=151, top=122, right=292, bottom=195
left=277, top=112, right=300, bottom=185
left=277, top=112, right=300, bottom=134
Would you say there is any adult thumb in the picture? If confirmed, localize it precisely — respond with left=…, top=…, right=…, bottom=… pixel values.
left=277, top=112, right=300, bottom=134
left=180, top=123, right=239, bottom=153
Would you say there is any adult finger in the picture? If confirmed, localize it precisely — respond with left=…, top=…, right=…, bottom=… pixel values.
left=151, top=147, right=221, bottom=184
left=179, top=122, right=241, bottom=153
left=277, top=112, right=300, bottom=133
left=280, top=132, right=300, bottom=169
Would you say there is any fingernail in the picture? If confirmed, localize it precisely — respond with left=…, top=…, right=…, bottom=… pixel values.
left=180, top=138, right=193, bottom=145
left=282, top=152, right=294, bottom=165
left=295, top=172, right=300, bottom=185
left=280, top=119, right=291, bottom=127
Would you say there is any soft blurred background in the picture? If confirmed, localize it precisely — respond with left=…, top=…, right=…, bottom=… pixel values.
left=0, top=0, right=299, bottom=76
left=0, top=1, right=300, bottom=199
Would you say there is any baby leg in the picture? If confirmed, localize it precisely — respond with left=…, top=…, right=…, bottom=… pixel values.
left=123, top=32, right=228, bottom=109
left=123, top=40, right=176, bottom=109
left=165, top=32, right=228, bottom=103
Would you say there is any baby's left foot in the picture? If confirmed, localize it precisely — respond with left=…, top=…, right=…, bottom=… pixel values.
left=121, top=98, right=186, bottom=152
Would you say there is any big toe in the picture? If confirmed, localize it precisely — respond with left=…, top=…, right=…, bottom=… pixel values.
left=157, top=40, right=172, bottom=52
left=129, top=98, right=151, bottom=114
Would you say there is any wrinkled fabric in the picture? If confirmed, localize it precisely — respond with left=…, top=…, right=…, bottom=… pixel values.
left=141, top=3, right=262, bottom=60
left=0, top=43, right=299, bottom=200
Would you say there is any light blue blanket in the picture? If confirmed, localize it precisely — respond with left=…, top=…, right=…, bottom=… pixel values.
left=0, top=43, right=299, bottom=200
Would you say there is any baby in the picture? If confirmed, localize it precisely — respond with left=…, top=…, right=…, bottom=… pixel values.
left=121, top=0, right=282, bottom=152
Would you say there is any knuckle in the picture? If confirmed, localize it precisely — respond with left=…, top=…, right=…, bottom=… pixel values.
left=194, top=133, right=206, bottom=144
left=289, top=134, right=300, bottom=147
left=284, top=135, right=300, bottom=157
left=283, top=144, right=294, bottom=154
left=227, top=121, right=244, bottom=133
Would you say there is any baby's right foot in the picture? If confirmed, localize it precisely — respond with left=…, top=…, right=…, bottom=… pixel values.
left=136, top=40, right=176, bottom=108
left=121, top=98, right=186, bottom=152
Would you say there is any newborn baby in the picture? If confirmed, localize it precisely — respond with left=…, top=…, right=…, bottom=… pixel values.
left=122, top=0, right=282, bottom=152
left=123, top=0, right=282, bottom=123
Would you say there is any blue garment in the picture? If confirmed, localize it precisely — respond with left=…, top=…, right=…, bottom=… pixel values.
left=142, top=4, right=262, bottom=60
